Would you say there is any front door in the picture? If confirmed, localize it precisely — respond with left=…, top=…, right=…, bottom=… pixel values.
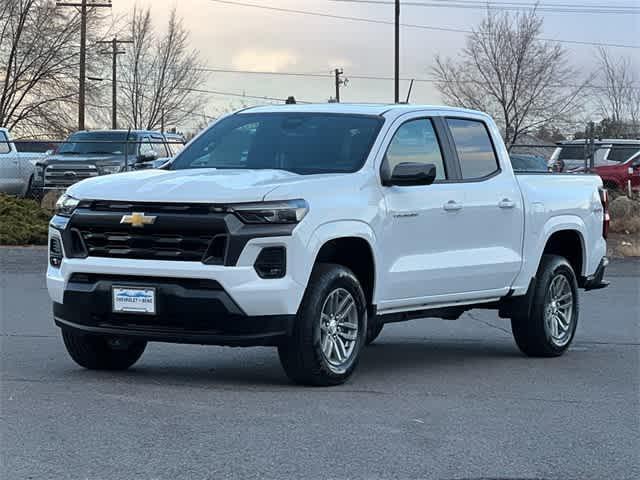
left=378, top=116, right=469, bottom=304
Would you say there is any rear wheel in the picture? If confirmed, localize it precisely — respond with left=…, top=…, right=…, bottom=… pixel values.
left=511, top=254, right=579, bottom=357
left=278, top=263, right=367, bottom=386
left=62, top=330, right=146, bottom=370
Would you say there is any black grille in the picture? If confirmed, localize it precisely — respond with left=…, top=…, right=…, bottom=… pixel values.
left=79, top=230, right=219, bottom=261
left=68, top=201, right=231, bottom=263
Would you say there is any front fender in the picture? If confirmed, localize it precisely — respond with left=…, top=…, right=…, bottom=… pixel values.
left=301, top=220, right=378, bottom=299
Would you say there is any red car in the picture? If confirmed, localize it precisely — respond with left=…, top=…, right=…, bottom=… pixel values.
left=595, top=151, right=640, bottom=192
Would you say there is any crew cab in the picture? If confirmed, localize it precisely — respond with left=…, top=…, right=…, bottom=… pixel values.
left=47, top=104, right=609, bottom=386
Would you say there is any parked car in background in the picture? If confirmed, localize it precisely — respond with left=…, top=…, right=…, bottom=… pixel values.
left=33, top=130, right=183, bottom=193
left=593, top=151, right=640, bottom=192
left=0, top=127, right=38, bottom=197
left=550, top=139, right=640, bottom=172
left=510, top=154, right=551, bottom=173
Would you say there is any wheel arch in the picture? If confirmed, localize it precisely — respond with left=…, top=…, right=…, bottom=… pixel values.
left=535, top=216, right=588, bottom=280
left=305, top=221, right=378, bottom=309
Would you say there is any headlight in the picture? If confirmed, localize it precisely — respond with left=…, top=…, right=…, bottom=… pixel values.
left=99, top=165, right=122, bottom=175
left=229, top=199, right=309, bottom=224
left=34, top=165, right=44, bottom=181
left=55, top=193, right=80, bottom=217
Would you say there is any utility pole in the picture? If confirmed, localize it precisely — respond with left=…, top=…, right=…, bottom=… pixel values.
left=394, top=0, right=400, bottom=103
left=97, top=37, right=132, bottom=129
left=334, top=68, right=348, bottom=103
left=56, top=0, right=113, bottom=130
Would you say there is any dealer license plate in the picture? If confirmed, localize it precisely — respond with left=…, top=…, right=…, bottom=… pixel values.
left=112, top=286, right=156, bottom=315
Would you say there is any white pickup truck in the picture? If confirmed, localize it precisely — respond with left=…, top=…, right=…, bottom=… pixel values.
left=47, top=104, right=609, bottom=386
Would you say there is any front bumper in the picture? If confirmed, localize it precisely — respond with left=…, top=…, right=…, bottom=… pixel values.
left=53, top=274, right=295, bottom=346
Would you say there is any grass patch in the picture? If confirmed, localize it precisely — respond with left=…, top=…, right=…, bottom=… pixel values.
left=0, top=194, right=52, bottom=245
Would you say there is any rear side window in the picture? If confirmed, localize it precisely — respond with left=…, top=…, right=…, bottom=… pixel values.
left=0, top=132, right=9, bottom=154
left=447, top=118, right=499, bottom=179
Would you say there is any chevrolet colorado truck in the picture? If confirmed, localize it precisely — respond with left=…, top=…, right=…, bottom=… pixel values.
left=47, top=104, right=609, bottom=386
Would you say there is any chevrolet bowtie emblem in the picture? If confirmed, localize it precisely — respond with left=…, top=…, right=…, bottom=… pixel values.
left=120, top=212, right=157, bottom=228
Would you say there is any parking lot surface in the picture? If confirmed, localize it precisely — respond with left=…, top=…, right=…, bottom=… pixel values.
left=1, top=248, right=638, bottom=480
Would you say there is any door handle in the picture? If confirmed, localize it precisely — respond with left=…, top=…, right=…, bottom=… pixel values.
left=499, top=198, right=516, bottom=209
left=443, top=200, right=463, bottom=212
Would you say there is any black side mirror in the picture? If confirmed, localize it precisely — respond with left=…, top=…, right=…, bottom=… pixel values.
left=382, top=162, right=437, bottom=187
left=138, top=150, right=158, bottom=163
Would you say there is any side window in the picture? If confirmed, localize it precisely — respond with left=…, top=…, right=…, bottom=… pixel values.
left=385, top=119, right=447, bottom=180
left=139, top=137, right=153, bottom=156
left=447, top=118, right=499, bottom=180
left=150, top=136, right=169, bottom=157
left=0, top=132, right=10, bottom=154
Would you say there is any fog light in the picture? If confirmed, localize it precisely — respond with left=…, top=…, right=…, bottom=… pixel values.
left=254, top=247, right=286, bottom=279
left=49, top=237, right=63, bottom=267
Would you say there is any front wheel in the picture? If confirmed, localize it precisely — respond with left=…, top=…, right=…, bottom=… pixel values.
left=278, top=263, right=367, bottom=386
left=62, top=330, right=146, bottom=370
left=511, top=254, right=579, bottom=357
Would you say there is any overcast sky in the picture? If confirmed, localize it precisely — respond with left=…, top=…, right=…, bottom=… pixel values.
left=111, top=0, right=639, bottom=128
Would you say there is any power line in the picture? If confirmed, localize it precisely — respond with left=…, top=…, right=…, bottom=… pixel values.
left=190, top=66, right=640, bottom=90
left=208, top=0, right=640, bottom=49
left=331, top=0, right=640, bottom=15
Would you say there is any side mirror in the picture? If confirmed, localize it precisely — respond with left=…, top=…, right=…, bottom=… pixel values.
left=382, top=162, right=437, bottom=187
left=632, top=158, right=640, bottom=168
left=45, top=149, right=54, bottom=155
left=138, top=150, right=158, bottom=163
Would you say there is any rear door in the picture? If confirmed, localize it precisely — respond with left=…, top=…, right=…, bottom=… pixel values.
left=443, top=117, right=524, bottom=292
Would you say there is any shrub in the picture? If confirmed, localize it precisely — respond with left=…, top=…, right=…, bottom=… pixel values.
left=0, top=194, right=51, bottom=245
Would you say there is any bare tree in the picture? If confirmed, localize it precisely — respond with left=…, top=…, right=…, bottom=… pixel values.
left=119, top=6, right=205, bottom=131
left=593, top=48, right=640, bottom=135
left=431, top=9, right=586, bottom=147
left=0, top=0, right=110, bottom=136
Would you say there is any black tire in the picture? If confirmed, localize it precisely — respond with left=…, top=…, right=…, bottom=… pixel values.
left=62, top=329, right=146, bottom=370
left=278, top=263, right=368, bottom=386
left=511, top=254, right=579, bottom=357
left=365, top=319, right=384, bottom=345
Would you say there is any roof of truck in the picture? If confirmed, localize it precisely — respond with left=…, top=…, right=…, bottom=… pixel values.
left=240, top=103, right=488, bottom=118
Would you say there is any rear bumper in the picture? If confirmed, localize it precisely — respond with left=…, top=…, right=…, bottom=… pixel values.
left=52, top=274, right=295, bottom=346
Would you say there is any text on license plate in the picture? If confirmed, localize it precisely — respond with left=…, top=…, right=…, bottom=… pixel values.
left=112, top=287, right=156, bottom=314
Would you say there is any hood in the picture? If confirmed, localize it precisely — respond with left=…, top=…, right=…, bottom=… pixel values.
left=67, top=168, right=304, bottom=203
left=42, top=153, right=125, bottom=165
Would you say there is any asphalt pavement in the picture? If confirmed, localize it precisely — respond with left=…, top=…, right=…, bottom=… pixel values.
left=1, top=247, right=638, bottom=480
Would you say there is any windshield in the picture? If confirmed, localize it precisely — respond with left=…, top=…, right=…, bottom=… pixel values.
left=58, top=131, right=137, bottom=155
left=170, top=113, right=383, bottom=174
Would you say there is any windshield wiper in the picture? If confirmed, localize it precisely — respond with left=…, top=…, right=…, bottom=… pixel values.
left=85, top=151, right=117, bottom=155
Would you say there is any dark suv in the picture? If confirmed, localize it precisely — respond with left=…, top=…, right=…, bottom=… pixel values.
left=33, top=130, right=184, bottom=192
